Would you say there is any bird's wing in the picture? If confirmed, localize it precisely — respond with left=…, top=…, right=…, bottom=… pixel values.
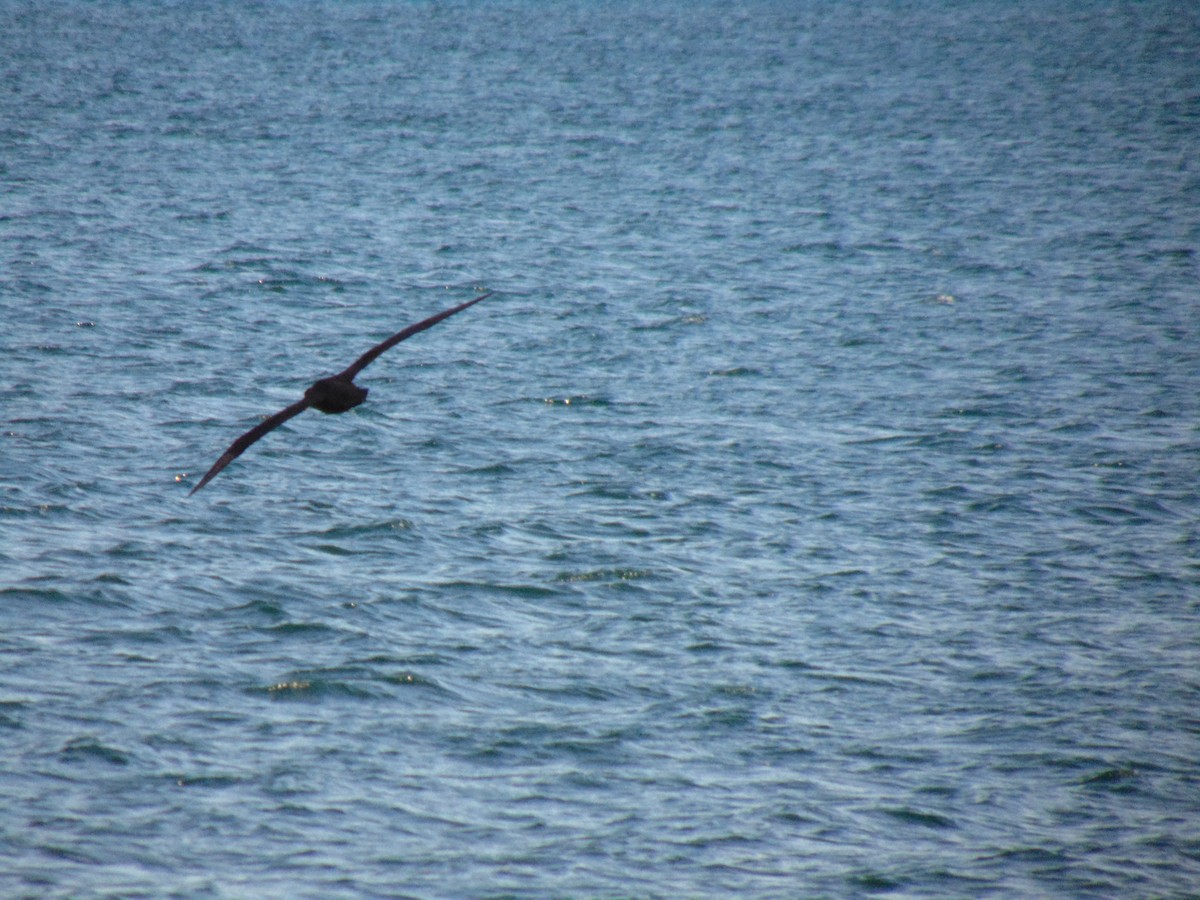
left=338, top=292, right=492, bottom=381
left=189, top=398, right=311, bottom=496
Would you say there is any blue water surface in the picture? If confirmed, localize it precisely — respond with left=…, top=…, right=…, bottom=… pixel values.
left=3, top=1, right=1199, bottom=896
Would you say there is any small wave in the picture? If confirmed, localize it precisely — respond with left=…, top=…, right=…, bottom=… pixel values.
left=289, top=519, right=414, bottom=539
left=706, top=366, right=763, bottom=377
left=881, top=806, right=957, bottom=829
left=541, top=394, right=610, bottom=407
left=1078, top=766, right=1138, bottom=788
left=262, top=678, right=375, bottom=701
left=554, top=567, right=654, bottom=584
left=59, top=736, right=131, bottom=766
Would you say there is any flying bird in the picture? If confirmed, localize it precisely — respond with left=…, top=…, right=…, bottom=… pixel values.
left=188, top=292, right=492, bottom=496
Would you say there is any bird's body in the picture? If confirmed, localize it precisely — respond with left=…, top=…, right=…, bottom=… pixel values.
left=304, top=375, right=368, bottom=414
left=188, top=292, right=491, bottom=496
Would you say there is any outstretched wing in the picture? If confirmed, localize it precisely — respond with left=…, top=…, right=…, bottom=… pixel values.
left=338, top=292, right=492, bottom=381
left=189, top=398, right=311, bottom=496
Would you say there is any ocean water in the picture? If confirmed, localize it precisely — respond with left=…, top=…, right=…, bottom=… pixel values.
left=3, top=0, right=1199, bottom=896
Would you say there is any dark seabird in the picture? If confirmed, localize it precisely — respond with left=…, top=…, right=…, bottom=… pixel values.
left=188, top=292, right=492, bottom=496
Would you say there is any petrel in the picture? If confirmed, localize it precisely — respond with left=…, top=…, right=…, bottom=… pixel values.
left=188, top=292, right=492, bottom=496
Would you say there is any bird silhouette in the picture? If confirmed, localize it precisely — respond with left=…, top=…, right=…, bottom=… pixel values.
left=188, top=292, right=492, bottom=496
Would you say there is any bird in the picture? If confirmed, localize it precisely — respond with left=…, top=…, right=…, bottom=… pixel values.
left=188, top=291, right=492, bottom=496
